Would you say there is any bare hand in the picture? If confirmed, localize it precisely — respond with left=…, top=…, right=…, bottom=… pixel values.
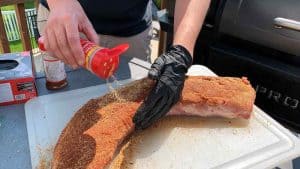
left=43, top=0, right=99, bottom=68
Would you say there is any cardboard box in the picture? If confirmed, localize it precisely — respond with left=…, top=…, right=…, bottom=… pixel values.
left=0, top=51, right=37, bottom=106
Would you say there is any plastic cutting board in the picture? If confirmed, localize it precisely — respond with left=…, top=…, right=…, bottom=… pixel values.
left=25, top=65, right=300, bottom=169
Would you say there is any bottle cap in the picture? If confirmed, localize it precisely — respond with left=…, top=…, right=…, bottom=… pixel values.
left=91, top=44, right=129, bottom=79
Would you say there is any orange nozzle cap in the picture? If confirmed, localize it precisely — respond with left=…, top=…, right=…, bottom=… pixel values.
left=107, top=44, right=129, bottom=57
left=38, top=37, right=46, bottom=51
left=90, top=44, right=129, bottom=79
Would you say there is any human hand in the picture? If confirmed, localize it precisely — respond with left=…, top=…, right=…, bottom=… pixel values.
left=43, top=0, right=99, bottom=68
left=133, top=45, right=193, bottom=129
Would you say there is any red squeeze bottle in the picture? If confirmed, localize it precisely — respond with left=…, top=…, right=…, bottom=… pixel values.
left=38, top=37, right=129, bottom=79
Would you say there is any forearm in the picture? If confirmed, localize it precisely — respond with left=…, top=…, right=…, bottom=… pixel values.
left=173, top=0, right=211, bottom=56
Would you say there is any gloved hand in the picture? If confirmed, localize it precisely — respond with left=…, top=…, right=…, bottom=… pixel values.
left=133, top=45, right=193, bottom=130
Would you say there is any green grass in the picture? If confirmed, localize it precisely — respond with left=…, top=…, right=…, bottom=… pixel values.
left=1, top=1, right=35, bottom=11
left=8, top=38, right=37, bottom=53
left=153, top=0, right=161, bottom=8
left=1, top=1, right=36, bottom=53
left=9, top=40, right=24, bottom=52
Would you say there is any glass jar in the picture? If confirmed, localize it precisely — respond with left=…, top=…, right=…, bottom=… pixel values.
left=42, top=53, right=68, bottom=90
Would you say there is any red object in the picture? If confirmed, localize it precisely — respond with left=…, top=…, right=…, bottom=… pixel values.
left=38, top=37, right=129, bottom=79
left=0, top=52, right=37, bottom=106
left=0, top=78, right=37, bottom=106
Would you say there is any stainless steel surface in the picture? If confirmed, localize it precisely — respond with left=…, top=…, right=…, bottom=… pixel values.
left=0, top=104, right=31, bottom=169
left=274, top=17, right=300, bottom=32
left=219, top=0, right=300, bottom=56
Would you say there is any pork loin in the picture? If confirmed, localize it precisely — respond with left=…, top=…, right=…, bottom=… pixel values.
left=51, top=76, right=256, bottom=169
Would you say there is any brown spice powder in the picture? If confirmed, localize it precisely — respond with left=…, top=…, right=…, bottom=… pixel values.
left=51, top=76, right=255, bottom=169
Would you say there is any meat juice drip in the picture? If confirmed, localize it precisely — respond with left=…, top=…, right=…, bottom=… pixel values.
left=106, top=75, right=125, bottom=102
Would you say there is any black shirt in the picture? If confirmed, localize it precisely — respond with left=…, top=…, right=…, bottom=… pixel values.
left=40, top=0, right=152, bottom=37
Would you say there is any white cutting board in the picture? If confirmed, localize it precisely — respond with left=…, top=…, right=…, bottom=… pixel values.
left=25, top=65, right=300, bottom=169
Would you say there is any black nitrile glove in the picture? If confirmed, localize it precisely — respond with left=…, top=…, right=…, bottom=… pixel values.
left=133, top=45, right=193, bottom=130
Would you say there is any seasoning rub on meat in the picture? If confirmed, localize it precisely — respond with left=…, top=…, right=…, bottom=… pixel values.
left=52, top=76, right=256, bottom=169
